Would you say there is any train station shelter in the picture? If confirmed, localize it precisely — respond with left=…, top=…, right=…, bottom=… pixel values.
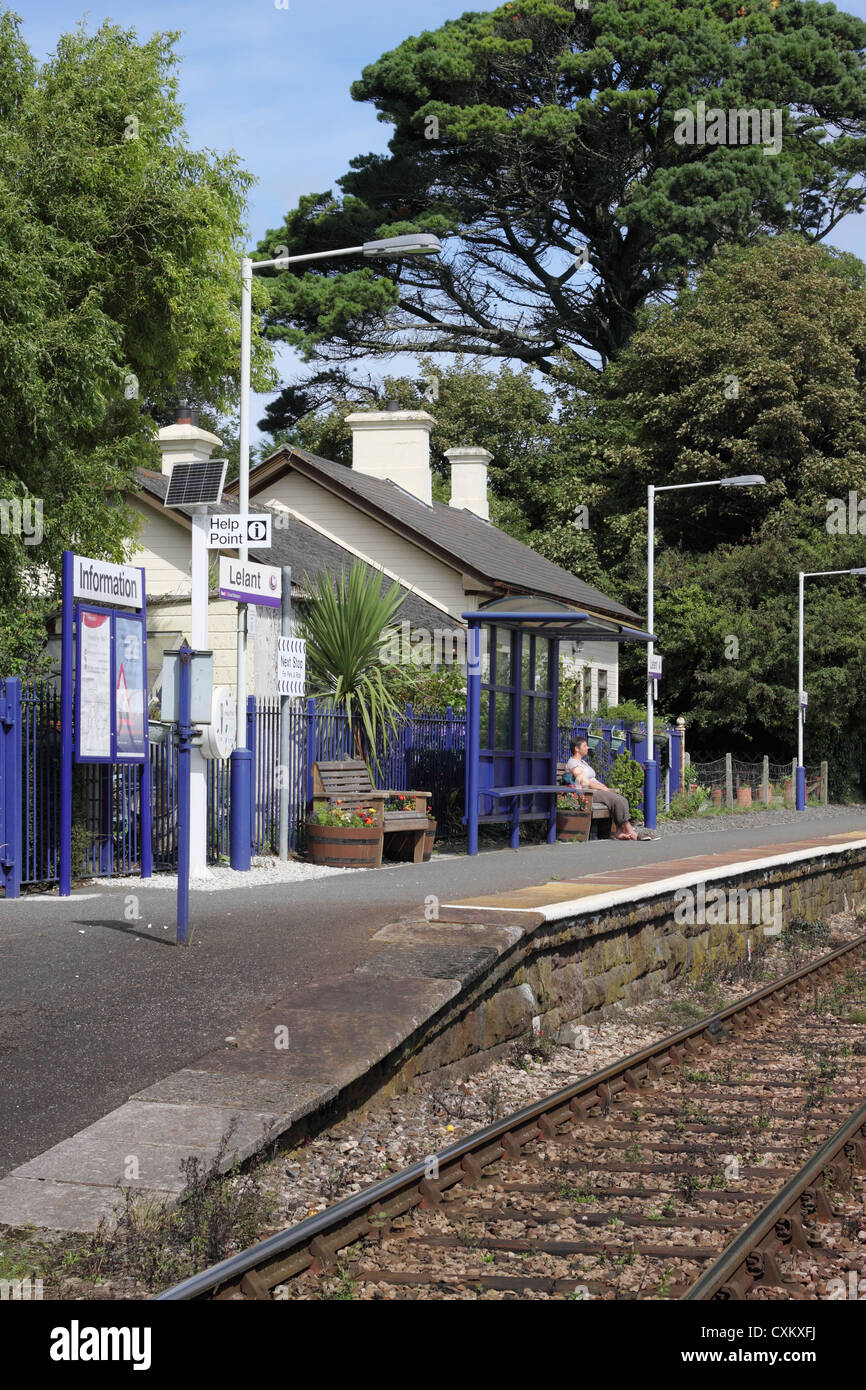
left=462, top=597, right=655, bottom=854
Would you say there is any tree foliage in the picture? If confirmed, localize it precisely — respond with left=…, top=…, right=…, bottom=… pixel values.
left=257, top=0, right=866, bottom=420
left=0, top=13, right=273, bottom=673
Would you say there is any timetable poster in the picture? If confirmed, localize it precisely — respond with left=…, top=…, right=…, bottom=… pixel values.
left=77, top=610, right=112, bottom=760
left=114, top=613, right=146, bottom=760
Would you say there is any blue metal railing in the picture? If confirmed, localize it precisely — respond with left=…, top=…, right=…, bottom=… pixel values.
left=2, top=682, right=656, bottom=889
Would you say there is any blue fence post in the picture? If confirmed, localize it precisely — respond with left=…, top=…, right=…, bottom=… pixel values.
left=0, top=677, right=23, bottom=898
left=59, top=549, right=73, bottom=895
left=405, top=702, right=413, bottom=789
left=176, top=644, right=192, bottom=943
left=304, top=697, right=316, bottom=810
left=466, top=622, right=481, bottom=855
left=139, top=563, right=152, bottom=878
left=247, top=696, right=257, bottom=853
left=445, top=705, right=453, bottom=755
left=669, top=725, right=682, bottom=806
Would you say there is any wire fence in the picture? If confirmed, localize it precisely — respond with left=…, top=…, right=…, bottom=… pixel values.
left=687, top=755, right=826, bottom=807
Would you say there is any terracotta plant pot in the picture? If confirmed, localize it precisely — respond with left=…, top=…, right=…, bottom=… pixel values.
left=423, top=820, right=436, bottom=862
left=736, top=786, right=752, bottom=808
left=306, top=822, right=381, bottom=868
left=712, top=787, right=723, bottom=808
left=784, top=779, right=793, bottom=800
left=556, top=806, right=592, bottom=842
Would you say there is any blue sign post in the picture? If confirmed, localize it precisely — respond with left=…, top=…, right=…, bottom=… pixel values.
left=176, top=643, right=193, bottom=945
left=59, top=549, right=152, bottom=896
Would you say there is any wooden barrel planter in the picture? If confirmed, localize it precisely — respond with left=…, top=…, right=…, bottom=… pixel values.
left=306, top=822, right=381, bottom=868
left=556, top=806, right=592, bottom=842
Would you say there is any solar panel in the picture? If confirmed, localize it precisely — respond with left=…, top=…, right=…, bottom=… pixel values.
left=163, top=459, right=228, bottom=508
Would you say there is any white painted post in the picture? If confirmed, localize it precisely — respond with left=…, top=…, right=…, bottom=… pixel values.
left=189, top=512, right=210, bottom=876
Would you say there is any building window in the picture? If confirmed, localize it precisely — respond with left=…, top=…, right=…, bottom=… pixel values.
left=597, top=667, right=608, bottom=709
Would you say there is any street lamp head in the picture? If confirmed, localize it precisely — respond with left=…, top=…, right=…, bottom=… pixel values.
left=362, top=234, right=442, bottom=258
left=718, top=474, right=767, bottom=487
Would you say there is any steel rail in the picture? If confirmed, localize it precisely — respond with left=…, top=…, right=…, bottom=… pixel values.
left=685, top=1096, right=866, bottom=1300
left=155, top=930, right=866, bottom=1300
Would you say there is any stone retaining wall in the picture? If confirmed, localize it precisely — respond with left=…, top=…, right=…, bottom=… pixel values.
left=392, top=846, right=866, bottom=1086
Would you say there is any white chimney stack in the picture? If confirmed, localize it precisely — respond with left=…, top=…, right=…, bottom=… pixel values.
left=445, top=445, right=492, bottom=521
left=346, top=407, right=434, bottom=505
left=156, top=408, right=222, bottom=478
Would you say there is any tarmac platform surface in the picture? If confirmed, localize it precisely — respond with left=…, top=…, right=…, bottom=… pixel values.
left=2, top=812, right=866, bottom=1231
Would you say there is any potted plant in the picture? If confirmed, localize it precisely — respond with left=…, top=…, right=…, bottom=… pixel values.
left=556, top=788, right=592, bottom=842
left=306, top=801, right=382, bottom=868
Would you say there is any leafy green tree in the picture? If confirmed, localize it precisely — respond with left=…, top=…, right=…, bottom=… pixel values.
left=0, top=14, right=273, bottom=673
left=257, top=0, right=866, bottom=419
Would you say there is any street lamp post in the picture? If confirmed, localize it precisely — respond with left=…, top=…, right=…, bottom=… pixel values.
left=645, top=475, right=766, bottom=830
left=230, top=234, right=441, bottom=870
left=796, top=567, right=866, bottom=811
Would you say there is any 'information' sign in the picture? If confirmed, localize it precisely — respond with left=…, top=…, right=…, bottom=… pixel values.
left=73, top=555, right=142, bottom=609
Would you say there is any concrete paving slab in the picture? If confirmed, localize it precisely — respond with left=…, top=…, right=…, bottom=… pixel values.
left=270, top=971, right=460, bottom=1017
left=131, top=1069, right=330, bottom=1118
left=435, top=905, right=545, bottom=927
left=0, top=1176, right=158, bottom=1233
left=11, top=1101, right=279, bottom=1181
left=356, top=942, right=496, bottom=984
left=230, top=1006, right=413, bottom=1073
left=370, top=919, right=523, bottom=953
left=14, top=1142, right=214, bottom=1193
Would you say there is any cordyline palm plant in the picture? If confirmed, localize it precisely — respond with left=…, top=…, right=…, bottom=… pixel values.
left=299, top=562, right=407, bottom=763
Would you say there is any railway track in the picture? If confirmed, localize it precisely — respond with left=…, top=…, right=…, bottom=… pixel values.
left=157, top=933, right=866, bottom=1302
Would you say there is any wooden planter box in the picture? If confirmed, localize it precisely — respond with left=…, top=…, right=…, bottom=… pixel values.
left=386, top=819, right=438, bottom=862
left=556, top=805, right=592, bottom=842
left=423, top=820, right=436, bottom=862
left=306, top=822, right=382, bottom=868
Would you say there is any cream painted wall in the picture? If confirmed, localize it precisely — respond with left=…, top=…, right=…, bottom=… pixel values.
left=125, top=496, right=192, bottom=596
left=146, top=598, right=250, bottom=697
left=560, top=639, right=620, bottom=711
left=259, top=473, right=468, bottom=616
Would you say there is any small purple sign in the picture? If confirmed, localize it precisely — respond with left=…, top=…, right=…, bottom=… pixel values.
left=218, top=557, right=282, bottom=608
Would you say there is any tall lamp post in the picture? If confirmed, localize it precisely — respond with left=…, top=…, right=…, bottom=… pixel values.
left=645, top=474, right=766, bottom=829
left=230, top=233, right=441, bottom=869
left=796, top=567, right=866, bottom=811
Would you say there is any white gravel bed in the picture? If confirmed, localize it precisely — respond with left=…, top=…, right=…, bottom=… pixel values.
left=92, top=855, right=358, bottom=892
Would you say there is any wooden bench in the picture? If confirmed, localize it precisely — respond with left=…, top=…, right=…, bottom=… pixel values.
left=478, top=763, right=612, bottom=839
left=310, top=760, right=430, bottom=867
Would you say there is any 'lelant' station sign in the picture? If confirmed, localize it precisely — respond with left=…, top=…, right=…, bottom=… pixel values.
left=218, top=556, right=282, bottom=608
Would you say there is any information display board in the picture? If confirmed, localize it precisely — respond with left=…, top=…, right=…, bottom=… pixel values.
left=75, top=606, right=147, bottom=763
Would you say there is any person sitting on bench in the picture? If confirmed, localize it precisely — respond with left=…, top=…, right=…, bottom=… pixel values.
left=565, top=739, right=641, bottom=841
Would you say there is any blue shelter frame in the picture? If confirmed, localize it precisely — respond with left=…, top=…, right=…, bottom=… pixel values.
left=462, top=597, right=654, bottom=855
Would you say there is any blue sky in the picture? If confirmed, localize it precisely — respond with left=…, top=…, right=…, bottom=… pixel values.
left=17, top=0, right=866, bottom=434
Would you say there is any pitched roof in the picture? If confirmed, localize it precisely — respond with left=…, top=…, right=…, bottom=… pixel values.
left=134, top=468, right=450, bottom=630
left=237, top=446, right=641, bottom=625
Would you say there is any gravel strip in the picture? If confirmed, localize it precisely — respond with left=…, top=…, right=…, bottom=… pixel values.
left=92, top=855, right=356, bottom=892
left=655, top=804, right=866, bottom=836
